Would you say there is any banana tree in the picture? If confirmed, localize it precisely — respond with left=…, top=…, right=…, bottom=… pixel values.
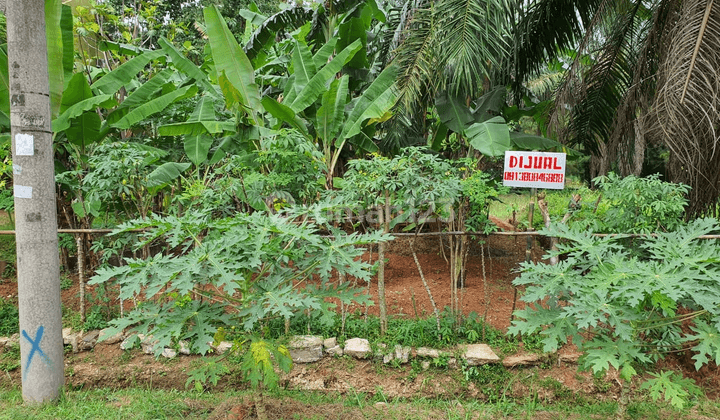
left=434, top=88, right=575, bottom=157
left=263, top=38, right=398, bottom=189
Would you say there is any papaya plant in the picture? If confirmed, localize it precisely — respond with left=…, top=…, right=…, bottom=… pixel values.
left=90, top=204, right=388, bottom=356
left=509, top=218, right=720, bottom=410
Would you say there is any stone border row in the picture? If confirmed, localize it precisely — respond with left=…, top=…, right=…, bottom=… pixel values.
left=0, top=330, right=582, bottom=369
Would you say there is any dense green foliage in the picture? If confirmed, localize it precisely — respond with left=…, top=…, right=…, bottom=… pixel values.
left=0, top=297, right=18, bottom=336
left=90, top=205, right=388, bottom=355
left=509, top=218, right=720, bottom=408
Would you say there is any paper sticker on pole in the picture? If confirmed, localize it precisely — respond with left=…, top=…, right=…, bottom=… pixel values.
left=503, top=151, right=566, bottom=190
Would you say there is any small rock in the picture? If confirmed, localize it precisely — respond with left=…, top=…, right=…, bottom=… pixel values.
left=416, top=347, right=440, bottom=358
left=288, top=377, right=325, bottom=390
left=62, top=328, right=73, bottom=344
left=214, top=341, right=233, bottom=355
left=323, top=337, right=337, bottom=350
left=80, top=330, right=101, bottom=351
left=178, top=340, right=191, bottom=355
left=394, top=345, right=411, bottom=364
left=374, top=402, right=387, bottom=408
left=138, top=334, right=158, bottom=354
left=503, top=354, right=541, bottom=367
left=326, top=345, right=343, bottom=356
left=288, top=335, right=324, bottom=363
left=120, top=335, right=139, bottom=351
left=559, top=351, right=582, bottom=364
left=421, top=360, right=431, bottom=370
left=383, top=352, right=394, bottom=364
left=161, top=348, right=177, bottom=358
left=462, top=344, right=500, bottom=366
left=344, top=338, right=371, bottom=359
left=448, top=358, right=458, bottom=369
left=99, top=328, right=124, bottom=344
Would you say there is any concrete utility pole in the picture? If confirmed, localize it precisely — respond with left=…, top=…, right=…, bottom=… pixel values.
left=7, top=0, right=64, bottom=402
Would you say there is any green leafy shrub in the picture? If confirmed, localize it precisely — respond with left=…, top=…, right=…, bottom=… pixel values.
left=0, top=298, right=18, bottom=336
left=509, top=218, right=720, bottom=408
left=590, top=173, right=688, bottom=233
left=90, top=204, right=387, bottom=356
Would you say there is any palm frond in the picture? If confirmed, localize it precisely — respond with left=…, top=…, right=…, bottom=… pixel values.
left=435, top=0, right=511, bottom=97
left=509, top=0, right=605, bottom=96
left=389, top=3, right=440, bottom=117
left=547, top=0, right=644, bottom=156
left=648, top=0, right=720, bottom=216
left=244, top=6, right=314, bottom=60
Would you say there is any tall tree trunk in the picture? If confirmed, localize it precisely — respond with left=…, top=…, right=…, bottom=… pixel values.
left=8, top=0, right=64, bottom=403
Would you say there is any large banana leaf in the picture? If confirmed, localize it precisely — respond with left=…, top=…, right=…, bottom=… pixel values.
left=189, top=95, right=217, bottom=122
left=291, top=41, right=317, bottom=97
left=261, top=96, right=310, bottom=137
left=204, top=5, right=262, bottom=123
left=157, top=96, right=233, bottom=137
left=158, top=121, right=236, bottom=136
left=59, top=73, right=102, bottom=146
left=338, top=64, right=398, bottom=141
left=53, top=94, right=114, bottom=133
left=65, top=111, right=101, bottom=147
left=472, top=87, right=506, bottom=123
left=337, top=18, right=369, bottom=69
left=105, top=69, right=174, bottom=126
left=0, top=46, right=10, bottom=129
left=465, top=116, right=511, bottom=157
left=90, top=50, right=164, bottom=95
left=289, top=39, right=362, bottom=113
left=111, top=85, right=198, bottom=130
left=182, top=97, right=220, bottom=166
left=317, top=76, right=349, bottom=143
left=184, top=134, right=214, bottom=166
left=115, top=69, right=174, bottom=110
left=146, top=162, right=192, bottom=190
left=510, top=132, right=580, bottom=156
left=60, top=5, right=74, bottom=89
left=312, top=38, right=338, bottom=69
left=158, top=37, right=215, bottom=94
left=45, top=0, right=62, bottom=118
left=436, top=91, right=474, bottom=133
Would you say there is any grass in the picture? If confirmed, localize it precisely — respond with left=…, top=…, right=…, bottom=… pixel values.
left=1, top=385, right=718, bottom=419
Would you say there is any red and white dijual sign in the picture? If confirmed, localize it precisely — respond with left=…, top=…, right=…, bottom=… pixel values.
left=503, top=151, right=566, bottom=190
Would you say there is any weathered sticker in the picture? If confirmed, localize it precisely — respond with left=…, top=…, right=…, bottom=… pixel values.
left=14, top=185, right=32, bottom=199
left=15, top=133, right=34, bottom=156
left=12, top=164, right=21, bottom=175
